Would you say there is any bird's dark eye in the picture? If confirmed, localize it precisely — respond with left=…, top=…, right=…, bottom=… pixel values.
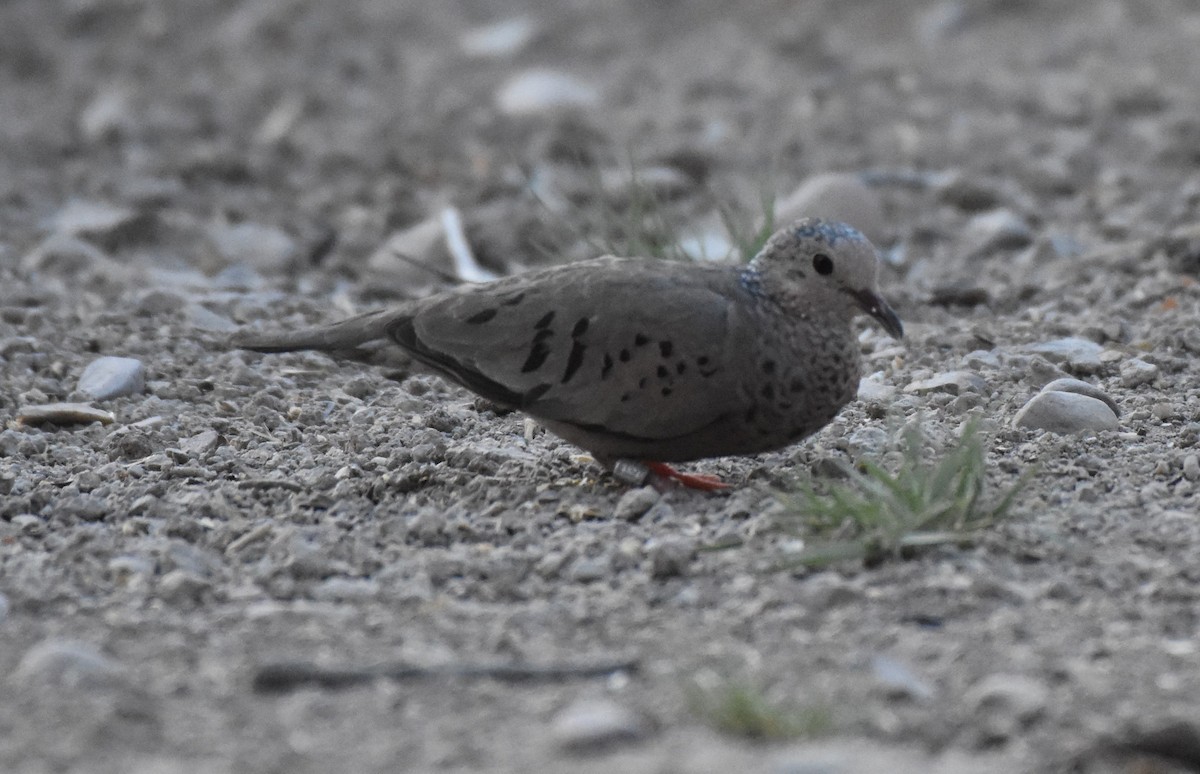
left=812, top=253, right=834, bottom=275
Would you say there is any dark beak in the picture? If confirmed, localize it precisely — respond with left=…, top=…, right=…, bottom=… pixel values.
left=847, top=288, right=904, bottom=339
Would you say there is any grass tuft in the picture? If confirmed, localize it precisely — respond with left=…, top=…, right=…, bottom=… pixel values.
left=688, top=680, right=833, bottom=740
left=775, top=419, right=1029, bottom=568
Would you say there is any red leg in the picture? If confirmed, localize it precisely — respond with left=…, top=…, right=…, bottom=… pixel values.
left=645, top=461, right=731, bottom=491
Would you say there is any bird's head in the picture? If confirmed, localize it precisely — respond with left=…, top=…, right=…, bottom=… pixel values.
left=747, top=217, right=903, bottom=339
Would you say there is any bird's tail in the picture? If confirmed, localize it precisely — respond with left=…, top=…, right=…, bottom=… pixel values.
left=231, top=309, right=402, bottom=353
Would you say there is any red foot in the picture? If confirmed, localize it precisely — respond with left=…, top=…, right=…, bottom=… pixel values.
left=645, top=462, right=731, bottom=492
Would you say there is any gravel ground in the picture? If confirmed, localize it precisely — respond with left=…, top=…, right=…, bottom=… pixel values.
left=4, top=1, right=1200, bottom=772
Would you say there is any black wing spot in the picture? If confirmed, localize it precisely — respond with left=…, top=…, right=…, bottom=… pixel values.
left=501, top=292, right=526, bottom=306
left=638, top=377, right=648, bottom=389
left=571, top=318, right=590, bottom=337
left=760, top=384, right=775, bottom=400
left=761, top=360, right=776, bottom=374
left=562, top=341, right=587, bottom=383
left=619, top=349, right=631, bottom=362
left=601, top=353, right=614, bottom=379
left=790, top=378, right=805, bottom=393
left=466, top=308, right=498, bottom=325
left=533, top=328, right=553, bottom=343
left=534, top=311, right=556, bottom=329
left=659, top=341, right=673, bottom=358
left=620, top=392, right=631, bottom=402
left=521, top=342, right=551, bottom=373
left=676, top=361, right=687, bottom=375
left=697, top=355, right=710, bottom=366
left=634, top=333, right=650, bottom=346
left=656, top=365, right=669, bottom=378
left=661, top=387, right=673, bottom=397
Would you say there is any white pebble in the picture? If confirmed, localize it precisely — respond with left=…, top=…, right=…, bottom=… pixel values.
left=77, top=356, right=145, bottom=401
left=552, top=697, right=645, bottom=752
left=1013, top=391, right=1118, bottom=434
left=496, top=70, right=599, bottom=116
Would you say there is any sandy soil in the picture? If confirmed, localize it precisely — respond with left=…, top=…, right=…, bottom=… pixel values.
left=4, top=1, right=1200, bottom=772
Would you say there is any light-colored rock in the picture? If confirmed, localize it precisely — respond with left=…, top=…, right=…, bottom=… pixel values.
left=903, top=370, right=987, bottom=395
left=1013, top=391, right=1118, bottom=434
left=1024, top=338, right=1103, bottom=372
left=1038, top=377, right=1119, bottom=417
left=496, top=70, right=599, bottom=116
left=774, top=173, right=887, bottom=245
left=966, top=209, right=1033, bottom=255
left=552, top=697, right=647, bottom=752
left=872, top=655, right=936, bottom=702
left=207, top=221, right=297, bottom=273
left=646, top=536, right=695, bottom=579
left=612, top=486, right=660, bottom=521
left=1120, top=357, right=1159, bottom=388
left=461, top=17, right=536, bottom=57
left=16, top=403, right=116, bottom=427
left=14, top=639, right=125, bottom=689
left=77, top=356, right=146, bottom=401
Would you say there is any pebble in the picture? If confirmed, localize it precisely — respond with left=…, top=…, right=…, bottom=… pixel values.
left=310, top=577, right=381, bottom=602
left=157, top=569, right=212, bottom=603
left=1024, top=338, right=1103, bottom=372
left=496, top=70, right=599, bottom=116
left=966, top=209, right=1033, bottom=255
left=857, top=376, right=897, bottom=402
left=48, top=199, right=139, bottom=241
left=612, top=486, right=660, bottom=522
left=567, top=556, right=610, bottom=584
left=1184, top=454, right=1200, bottom=482
left=966, top=673, right=1049, bottom=741
left=179, top=428, right=222, bottom=457
left=871, top=655, right=936, bottom=702
left=77, top=356, right=145, bottom=401
left=934, top=172, right=1002, bottom=212
left=773, top=173, right=887, bottom=245
left=187, top=304, right=238, bottom=332
left=1038, top=378, right=1120, bottom=417
left=645, top=537, right=695, bottom=579
left=79, top=87, right=133, bottom=142
left=1119, top=357, right=1159, bottom=388
left=207, top=221, right=297, bottom=274
left=0, top=592, right=8, bottom=626
left=460, top=17, right=536, bottom=58
left=1013, top=391, right=1118, bottom=434
left=551, top=697, right=646, bottom=752
left=20, top=233, right=113, bottom=274
left=16, top=402, right=116, bottom=427
left=14, top=638, right=126, bottom=689
left=903, top=370, right=987, bottom=396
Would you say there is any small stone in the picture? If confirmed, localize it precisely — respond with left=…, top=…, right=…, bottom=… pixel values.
left=20, top=233, right=112, bottom=274
left=157, top=569, right=212, bottom=603
left=0, top=592, right=7, bottom=626
left=461, top=17, right=536, bottom=58
left=79, top=87, right=133, bottom=142
left=16, top=402, right=116, bottom=427
left=1120, top=357, right=1159, bottom=388
left=12, top=514, right=44, bottom=536
left=903, top=370, right=987, bottom=396
left=77, top=356, right=145, bottom=401
left=180, top=429, right=222, bottom=457
left=310, top=577, right=381, bottom=602
left=14, top=639, right=125, bottom=689
left=1013, top=391, right=1118, bottom=434
left=567, top=556, right=610, bottom=584
left=646, top=537, right=695, bottom=579
left=1024, top=338, right=1104, bottom=373
left=1038, top=378, right=1119, bottom=417
left=773, top=173, right=887, bottom=245
left=1184, top=455, right=1200, bottom=482
left=934, top=172, right=1002, bottom=212
left=871, top=655, right=936, bottom=702
left=552, top=697, right=646, bottom=752
left=207, top=221, right=297, bottom=274
left=612, top=486, right=660, bottom=521
left=496, top=70, right=599, bottom=116
left=857, top=376, right=897, bottom=402
left=966, top=209, right=1033, bottom=255
left=48, top=200, right=139, bottom=241
left=966, top=673, right=1048, bottom=741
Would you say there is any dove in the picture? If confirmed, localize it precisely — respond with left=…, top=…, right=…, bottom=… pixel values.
left=232, top=217, right=903, bottom=489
